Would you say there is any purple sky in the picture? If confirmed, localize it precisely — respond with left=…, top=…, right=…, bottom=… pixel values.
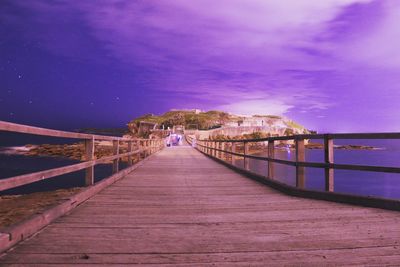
left=1, top=0, right=400, bottom=132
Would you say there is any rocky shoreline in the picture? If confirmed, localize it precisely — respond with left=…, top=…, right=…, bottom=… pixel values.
left=304, top=142, right=381, bottom=150
left=1, top=141, right=134, bottom=162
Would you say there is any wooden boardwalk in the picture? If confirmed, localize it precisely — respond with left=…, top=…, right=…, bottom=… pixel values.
left=1, top=145, right=400, bottom=266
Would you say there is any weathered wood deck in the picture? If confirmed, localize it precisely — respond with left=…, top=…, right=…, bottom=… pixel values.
left=1, top=145, right=400, bottom=266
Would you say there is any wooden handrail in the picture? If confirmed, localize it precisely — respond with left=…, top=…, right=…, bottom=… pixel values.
left=194, top=142, right=400, bottom=174
left=195, top=132, right=400, bottom=143
left=186, top=133, right=400, bottom=198
left=0, top=120, right=165, bottom=191
left=0, top=120, right=143, bottom=141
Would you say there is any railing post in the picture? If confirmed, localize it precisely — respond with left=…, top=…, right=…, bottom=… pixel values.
left=324, top=135, right=334, bottom=192
left=84, top=137, right=95, bottom=186
left=217, top=142, right=222, bottom=159
left=212, top=141, right=216, bottom=157
left=145, top=140, right=149, bottom=157
left=295, top=138, right=305, bottom=188
left=231, top=142, right=236, bottom=165
left=127, top=141, right=133, bottom=166
left=244, top=141, right=249, bottom=170
left=267, top=140, right=274, bottom=179
left=221, top=142, right=226, bottom=161
left=137, top=140, right=141, bottom=162
left=112, top=140, right=119, bottom=174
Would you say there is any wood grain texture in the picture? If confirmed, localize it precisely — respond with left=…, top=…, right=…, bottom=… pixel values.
left=1, top=145, right=399, bottom=266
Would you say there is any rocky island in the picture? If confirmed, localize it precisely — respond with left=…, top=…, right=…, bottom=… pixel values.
left=2, top=109, right=381, bottom=161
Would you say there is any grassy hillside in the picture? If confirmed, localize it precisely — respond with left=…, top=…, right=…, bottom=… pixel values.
left=127, top=109, right=311, bottom=137
left=128, top=110, right=236, bottom=132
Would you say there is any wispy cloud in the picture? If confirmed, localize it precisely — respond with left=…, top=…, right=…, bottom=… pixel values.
left=3, top=0, right=400, bottom=131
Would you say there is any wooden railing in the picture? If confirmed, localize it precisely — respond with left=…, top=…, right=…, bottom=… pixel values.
left=187, top=133, right=400, bottom=208
left=0, top=121, right=165, bottom=192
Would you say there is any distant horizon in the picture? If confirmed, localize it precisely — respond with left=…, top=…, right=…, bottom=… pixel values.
left=1, top=1, right=399, bottom=133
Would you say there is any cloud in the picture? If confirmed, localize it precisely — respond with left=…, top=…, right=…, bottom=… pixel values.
left=4, top=0, right=400, bottom=131
left=217, top=99, right=293, bottom=116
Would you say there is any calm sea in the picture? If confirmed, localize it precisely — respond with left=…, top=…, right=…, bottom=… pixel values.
left=0, top=132, right=127, bottom=195
left=233, top=138, right=400, bottom=200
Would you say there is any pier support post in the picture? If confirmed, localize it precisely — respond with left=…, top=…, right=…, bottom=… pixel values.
left=244, top=141, right=249, bottom=170
left=112, top=140, right=119, bottom=174
left=324, top=135, right=334, bottom=192
left=267, top=140, right=274, bottom=179
left=127, top=141, right=133, bottom=166
left=84, top=137, right=95, bottom=186
left=296, top=138, right=305, bottom=188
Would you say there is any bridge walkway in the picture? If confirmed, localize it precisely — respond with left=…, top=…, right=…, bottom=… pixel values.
left=1, top=145, right=400, bottom=266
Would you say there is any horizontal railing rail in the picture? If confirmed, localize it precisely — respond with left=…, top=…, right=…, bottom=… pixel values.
left=187, top=133, right=400, bottom=196
left=0, top=120, right=165, bottom=192
left=0, top=121, right=133, bottom=141
left=192, top=132, right=400, bottom=143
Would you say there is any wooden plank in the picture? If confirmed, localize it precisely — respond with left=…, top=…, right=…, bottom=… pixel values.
left=1, top=145, right=400, bottom=265
left=2, top=247, right=400, bottom=266
left=0, top=152, right=160, bottom=254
